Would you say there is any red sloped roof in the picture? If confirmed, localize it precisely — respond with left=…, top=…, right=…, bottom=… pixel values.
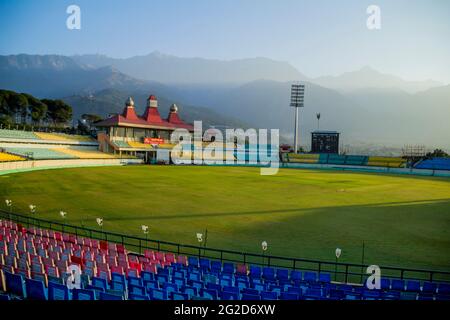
left=142, top=107, right=163, bottom=123
left=96, top=110, right=194, bottom=131
left=122, top=106, right=140, bottom=121
left=167, top=111, right=184, bottom=124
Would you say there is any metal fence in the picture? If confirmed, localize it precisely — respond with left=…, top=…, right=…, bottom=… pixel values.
left=1, top=209, right=449, bottom=285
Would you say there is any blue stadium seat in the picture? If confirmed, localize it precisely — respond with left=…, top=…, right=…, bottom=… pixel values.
left=319, top=273, right=331, bottom=283
left=201, top=288, right=218, bottom=300
left=406, top=281, right=421, bottom=292
left=249, top=265, right=262, bottom=278
left=242, top=288, right=259, bottom=296
left=171, top=292, right=189, bottom=300
left=162, top=282, right=178, bottom=293
left=422, top=282, right=437, bottom=293
left=129, top=284, right=146, bottom=296
left=362, top=290, right=381, bottom=300
left=128, top=293, right=150, bottom=300
left=304, top=272, right=317, bottom=282
left=290, top=270, right=302, bottom=282
left=111, top=281, right=126, bottom=292
left=25, top=278, right=47, bottom=300
left=206, top=282, right=221, bottom=292
left=4, top=271, right=26, bottom=298
left=223, top=263, right=234, bottom=274
left=211, top=261, right=222, bottom=273
left=262, top=267, right=275, bottom=281
left=91, top=277, right=108, bottom=291
left=261, top=291, right=278, bottom=300
left=242, top=293, right=261, bottom=300
left=100, top=292, right=123, bottom=300
left=188, top=257, right=199, bottom=268
left=380, top=278, right=390, bottom=290
left=144, top=280, right=159, bottom=292
left=173, top=277, right=185, bottom=287
left=111, top=272, right=126, bottom=285
left=73, top=288, right=96, bottom=300
left=438, top=284, right=450, bottom=295
left=418, top=294, right=434, bottom=301
left=188, top=272, right=201, bottom=282
left=149, top=288, right=168, bottom=300
left=222, top=291, right=240, bottom=300
left=128, top=276, right=143, bottom=287
left=219, top=278, right=232, bottom=287
left=199, top=258, right=211, bottom=271
left=48, top=282, right=70, bottom=300
left=223, top=285, right=239, bottom=295
left=391, top=279, right=405, bottom=291
left=280, top=292, right=298, bottom=300
left=276, top=269, right=289, bottom=281
left=181, top=286, right=197, bottom=297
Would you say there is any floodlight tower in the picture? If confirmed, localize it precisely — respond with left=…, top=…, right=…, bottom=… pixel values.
left=290, top=84, right=305, bottom=153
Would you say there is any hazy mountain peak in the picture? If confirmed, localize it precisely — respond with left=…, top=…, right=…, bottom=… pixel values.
left=314, top=66, right=442, bottom=94
left=72, top=52, right=307, bottom=84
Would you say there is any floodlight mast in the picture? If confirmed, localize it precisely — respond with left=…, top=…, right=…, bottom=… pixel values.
left=290, top=84, right=305, bottom=153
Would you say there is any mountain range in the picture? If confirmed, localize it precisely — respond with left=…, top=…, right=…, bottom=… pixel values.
left=0, top=53, right=448, bottom=150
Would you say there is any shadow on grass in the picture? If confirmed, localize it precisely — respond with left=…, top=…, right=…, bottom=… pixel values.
left=102, top=198, right=450, bottom=222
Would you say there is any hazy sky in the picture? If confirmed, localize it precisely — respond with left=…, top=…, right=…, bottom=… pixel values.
left=1, top=0, right=449, bottom=83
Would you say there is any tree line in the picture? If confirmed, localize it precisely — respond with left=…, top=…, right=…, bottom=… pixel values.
left=0, top=89, right=73, bottom=127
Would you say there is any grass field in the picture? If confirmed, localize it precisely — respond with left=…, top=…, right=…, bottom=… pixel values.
left=1, top=165, right=450, bottom=273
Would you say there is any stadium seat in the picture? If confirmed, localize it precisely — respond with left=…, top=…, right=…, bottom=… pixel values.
left=406, top=280, right=421, bottom=292
left=100, top=292, right=123, bottom=300
left=223, top=262, right=234, bottom=274
left=276, top=269, right=289, bottom=281
left=249, top=265, right=262, bottom=278
left=304, top=271, right=317, bottom=282
left=188, top=257, right=199, bottom=269
left=199, top=258, right=211, bottom=271
left=290, top=270, right=302, bottom=282
left=128, top=293, right=150, bottom=300
left=129, top=284, right=146, bottom=296
left=380, top=278, right=390, bottom=290
left=319, top=273, right=331, bottom=283
left=391, top=279, right=405, bottom=291
left=48, top=282, right=70, bottom=300
left=149, top=288, right=168, bottom=300
left=201, top=288, right=218, bottom=300
left=262, top=267, right=275, bottom=281
left=92, top=277, right=108, bottom=291
left=438, top=284, right=450, bottom=295
left=171, top=292, right=189, bottom=300
left=261, top=291, right=278, bottom=300
left=222, top=291, right=240, bottom=300
left=73, top=288, right=96, bottom=300
left=25, top=278, right=47, bottom=300
left=422, top=282, right=437, bottom=294
left=242, top=293, right=261, bottom=300
left=284, top=292, right=301, bottom=300
left=4, top=271, right=26, bottom=298
left=211, top=260, right=222, bottom=273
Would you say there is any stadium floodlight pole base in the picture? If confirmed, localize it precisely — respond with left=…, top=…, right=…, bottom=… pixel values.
left=334, top=257, right=338, bottom=281
left=294, top=107, right=299, bottom=153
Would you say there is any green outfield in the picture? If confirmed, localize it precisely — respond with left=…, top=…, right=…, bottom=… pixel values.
left=1, top=165, right=450, bottom=271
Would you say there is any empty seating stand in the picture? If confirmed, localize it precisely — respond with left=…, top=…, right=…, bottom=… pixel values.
left=415, top=158, right=450, bottom=171
left=1, top=219, right=449, bottom=301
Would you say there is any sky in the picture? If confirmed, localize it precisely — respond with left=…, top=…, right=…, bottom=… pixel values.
left=0, top=0, right=449, bottom=83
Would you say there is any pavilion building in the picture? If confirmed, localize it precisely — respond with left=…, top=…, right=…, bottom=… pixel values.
left=95, top=95, right=194, bottom=163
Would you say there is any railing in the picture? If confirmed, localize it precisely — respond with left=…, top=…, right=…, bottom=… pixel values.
left=1, top=209, right=450, bottom=285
